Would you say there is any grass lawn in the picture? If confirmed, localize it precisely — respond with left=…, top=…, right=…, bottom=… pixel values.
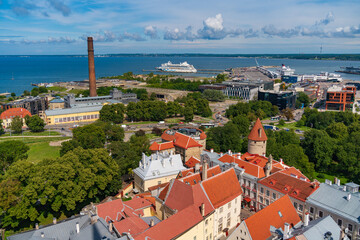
left=0, top=136, right=69, bottom=144
left=126, top=121, right=158, bottom=125
left=3, top=131, right=61, bottom=137
left=314, top=171, right=349, bottom=184
left=47, top=86, right=67, bottom=92
left=27, top=142, right=61, bottom=164
left=68, top=89, right=85, bottom=95
left=165, top=118, right=182, bottom=123
left=277, top=122, right=311, bottom=132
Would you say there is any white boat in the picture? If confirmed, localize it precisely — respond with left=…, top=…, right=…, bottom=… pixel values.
left=278, top=64, right=295, bottom=76
left=156, top=61, right=197, bottom=73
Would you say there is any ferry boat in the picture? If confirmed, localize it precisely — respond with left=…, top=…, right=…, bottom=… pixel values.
left=278, top=64, right=295, bottom=76
left=156, top=61, right=197, bottom=73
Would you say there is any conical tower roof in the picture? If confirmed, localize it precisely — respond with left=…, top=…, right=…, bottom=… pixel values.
left=248, top=118, right=268, bottom=141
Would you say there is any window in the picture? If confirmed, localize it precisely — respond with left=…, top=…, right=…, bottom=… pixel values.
left=272, top=193, right=277, bottom=199
left=318, top=211, right=323, bottom=218
left=299, top=204, right=303, bottom=211
left=228, top=202, right=231, bottom=209
left=193, top=236, right=196, bottom=240
left=234, top=208, right=237, bottom=214
left=294, top=202, right=298, bottom=209
left=310, top=207, right=314, bottom=214
left=227, top=216, right=231, bottom=227
left=205, top=219, right=208, bottom=226
left=265, top=199, right=269, bottom=206
left=253, top=183, right=257, bottom=189
left=218, top=218, right=223, bottom=233
left=260, top=187, right=264, bottom=194
left=157, top=181, right=161, bottom=185
left=259, top=196, right=263, bottom=203
left=220, top=207, right=223, bottom=213
left=348, top=224, right=353, bottom=232
left=235, top=198, right=237, bottom=204
left=338, top=219, right=342, bottom=227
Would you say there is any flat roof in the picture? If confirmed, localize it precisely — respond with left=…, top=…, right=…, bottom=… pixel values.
left=45, top=105, right=102, bottom=116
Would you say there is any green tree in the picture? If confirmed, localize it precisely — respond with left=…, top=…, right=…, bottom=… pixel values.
left=207, top=123, right=245, bottom=153
left=23, top=90, right=30, bottom=96
left=184, top=106, right=194, bottom=122
left=278, top=119, right=285, bottom=126
left=296, top=92, right=310, bottom=109
left=231, top=115, right=250, bottom=136
left=10, top=116, right=23, bottom=133
left=0, top=119, right=4, bottom=135
left=99, top=103, right=125, bottom=124
left=73, top=124, right=106, bottom=149
left=27, top=115, right=46, bottom=132
left=326, top=122, right=348, bottom=140
left=150, top=92, right=157, bottom=101
left=281, top=108, right=294, bottom=121
left=202, top=89, right=225, bottom=102
left=0, top=140, right=29, bottom=173
left=60, top=140, right=80, bottom=156
left=302, top=129, right=336, bottom=171
left=30, top=87, right=39, bottom=97
left=11, top=93, right=16, bottom=97
left=195, top=99, right=212, bottom=117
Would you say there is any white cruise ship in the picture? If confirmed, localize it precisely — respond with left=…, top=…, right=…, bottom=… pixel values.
left=156, top=61, right=197, bottom=73
left=278, top=64, right=295, bottom=76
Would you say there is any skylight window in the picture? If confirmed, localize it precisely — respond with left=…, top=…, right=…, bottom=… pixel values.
left=278, top=211, right=283, bottom=217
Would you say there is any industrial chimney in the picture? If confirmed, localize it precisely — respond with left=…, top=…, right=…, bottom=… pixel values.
left=87, top=37, right=97, bottom=97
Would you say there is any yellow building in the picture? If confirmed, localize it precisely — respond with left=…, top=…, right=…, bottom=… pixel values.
left=45, top=105, right=102, bottom=125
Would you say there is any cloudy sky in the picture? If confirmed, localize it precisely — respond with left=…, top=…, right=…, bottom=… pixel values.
left=0, top=0, right=359, bottom=54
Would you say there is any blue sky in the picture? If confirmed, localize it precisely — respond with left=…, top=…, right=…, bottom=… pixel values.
left=0, top=0, right=359, bottom=54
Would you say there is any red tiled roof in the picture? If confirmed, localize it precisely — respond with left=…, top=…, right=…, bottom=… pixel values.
left=158, top=183, right=170, bottom=201
left=149, top=141, right=174, bottom=151
left=124, top=197, right=153, bottom=211
left=164, top=180, right=194, bottom=211
left=180, top=165, right=221, bottom=186
left=96, top=198, right=124, bottom=222
left=248, top=118, right=267, bottom=141
left=258, top=172, right=319, bottom=202
left=147, top=182, right=169, bottom=191
left=184, top=156, right=201, bottom=168
left=0, top=107, right=31, bottom=119
left=114, top=216, right=149, bottom=237
left=219, top=154, right=265, bottom=178
left=136, top=181, right=214, bottom=240
left=244, top=195, right=301, bottom=240
left=135, top=204, right=204, bottom=240
left=201, top=168, right=242, bottom=208
left=173, top=132, right=202, bottom=149
left=280, top=167, right=310, bottom=182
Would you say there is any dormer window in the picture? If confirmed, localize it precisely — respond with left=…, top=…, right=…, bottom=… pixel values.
left=258, top=128, right=262, bottom=137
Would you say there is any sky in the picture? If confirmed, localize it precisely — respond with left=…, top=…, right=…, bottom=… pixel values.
left=0, top=0, right=359, bottom=54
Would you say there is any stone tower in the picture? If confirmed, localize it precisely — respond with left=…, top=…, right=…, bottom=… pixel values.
left=247, top=118, right=267, bottom=155
left=87, top=37, right=97, bottom=97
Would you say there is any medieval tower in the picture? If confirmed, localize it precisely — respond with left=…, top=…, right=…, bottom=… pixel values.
left=247, top=118, right=267, bottom=155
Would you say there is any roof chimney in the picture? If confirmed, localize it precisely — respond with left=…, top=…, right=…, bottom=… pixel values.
left=200, top=203, right=205, bottom=217
left=347, top=193, right=351, bottom=201
left=76, top=222, right=80, bottom=234
left=304, top=212, right=309, bottom=227
left=35, top=223, right=39, bottom=230
left=284, top=222, right=290, bottom=238
left=150, top=219, right=155, bottom=227
left=87, top=37, right=97, bottom=97
left=41, top=232, right=44, bottom=238
left=52, top=217, right=57, bottom=225
left=210, top=148, right=214, bottom=153
left=228, top=149, right=232, bottom=155
left=108, top=220, right=113, bottom=233
left=202, top=158, right=208, bottom=181
left=195, top=163, right=200, bottom=173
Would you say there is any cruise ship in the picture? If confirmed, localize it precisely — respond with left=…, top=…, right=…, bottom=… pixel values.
left=278, top=64, right=295, bottom=76
left=156, top=61, right=197, bottom=73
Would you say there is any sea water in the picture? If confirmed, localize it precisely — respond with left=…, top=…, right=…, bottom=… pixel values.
left=0, top=55, right=359, bottom=95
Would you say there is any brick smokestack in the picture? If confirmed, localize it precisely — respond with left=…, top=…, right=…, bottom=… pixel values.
left=87, top=37, right=97, bottom=97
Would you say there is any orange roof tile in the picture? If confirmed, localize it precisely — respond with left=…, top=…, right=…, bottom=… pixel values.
left=96, top=198, right=125, bottom=222
left=244, top=195, right=301, bottom=240
left=258, top=172, right=319, bottom=202
left=114, top=216, right=149, bottom=237
left=280, top=167, right=310, bottom=182
left=0, top=107, right=31, bottom=119
left=219, top=154, right=266, bottom=178
left=124, top=197, right=153, bottom=211
left=201, top=168, right=242, bottom=208
left=180, top=165, right=221, bottom=185
left=149, top=141, right=174, bottom=151
left=147, top=182, right=169, bottom=191
left=164, top=180, right=194, bottom=211
left=173, top=132, right=202, bottom=149
left=158, top=183, right=170, bottom=201
left=248, top=118, right=267, bottom=141
left=184, top=156, right=201, bottom=168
